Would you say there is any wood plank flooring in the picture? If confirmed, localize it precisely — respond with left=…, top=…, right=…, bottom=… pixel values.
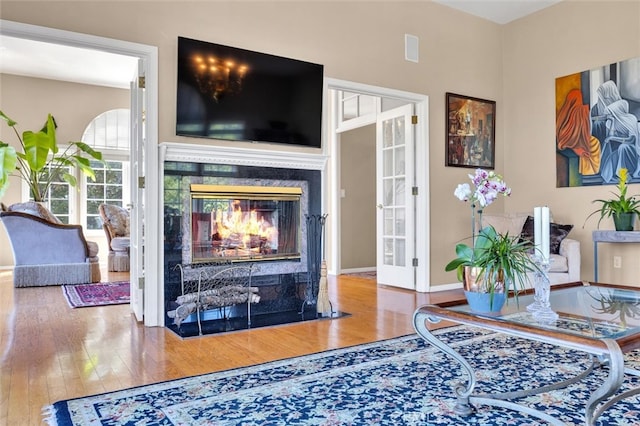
left=0, top=268, right=463, bottom=425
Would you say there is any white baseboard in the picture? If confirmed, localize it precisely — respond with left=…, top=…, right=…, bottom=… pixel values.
left=428, top=282, right=463, bottom=292
left=340, top=267, right=376, bottom=274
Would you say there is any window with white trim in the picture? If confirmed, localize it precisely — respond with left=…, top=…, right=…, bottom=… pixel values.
left=29, top=109, right=130, bottom=228
left=81, top=109, right=131, bottom=232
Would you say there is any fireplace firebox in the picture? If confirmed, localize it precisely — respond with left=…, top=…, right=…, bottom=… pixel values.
left=190, top=184, right=302, bottom=263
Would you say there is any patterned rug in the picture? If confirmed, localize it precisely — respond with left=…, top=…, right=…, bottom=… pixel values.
left=61, top=281, right=130, bottom=308
left=44, top=326, right=640, bottom=425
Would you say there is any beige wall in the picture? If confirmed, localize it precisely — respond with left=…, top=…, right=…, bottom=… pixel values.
left=502, top=1, right=640, bottom=286
left=0, top=74, right=130, bottom=266
left=1, top=1, right=639, bottom=287
left=1, top=1, right=502, bottom=286
left=340, top=125, right=376, bottom=270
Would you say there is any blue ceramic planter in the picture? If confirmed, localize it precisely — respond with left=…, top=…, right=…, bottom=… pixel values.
left=464, top=291, right=506, bottom=313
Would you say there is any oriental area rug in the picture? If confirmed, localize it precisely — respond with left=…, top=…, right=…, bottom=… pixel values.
left=44, top=326, right=640, bottom=426
left=61, top=281, right=130, bottom=308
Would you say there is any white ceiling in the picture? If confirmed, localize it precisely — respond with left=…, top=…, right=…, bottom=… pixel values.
left=0, top=1, right=561, bottom=88
left=0, top=35, right=138, bottom=89
left=433, top=0, right=563, bottom=25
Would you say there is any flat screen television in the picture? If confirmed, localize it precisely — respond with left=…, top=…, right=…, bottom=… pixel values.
left=176, top=36, right=324, bottom=148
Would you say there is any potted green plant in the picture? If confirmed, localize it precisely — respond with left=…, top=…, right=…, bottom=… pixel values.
left=445, top=225, right=538, bottom=312
left=585, top=168, right=640, bottom=231
left=0, top=111, right=103, bottom=202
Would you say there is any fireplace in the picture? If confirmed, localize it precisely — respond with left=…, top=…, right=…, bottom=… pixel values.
left=162, top=152, right=325, bottom=336
left=190, top=184, right=302, bottom=263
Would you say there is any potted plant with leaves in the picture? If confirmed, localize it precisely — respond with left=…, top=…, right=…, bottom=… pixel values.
left=0, top=111, right=103, bottom=202
left=585, top=168, right=640, bottom=231
left=445, top=225, right=538, bottom=312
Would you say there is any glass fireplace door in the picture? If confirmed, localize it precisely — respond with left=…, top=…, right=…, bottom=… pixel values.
left=190, top=184, right=302, bottom=263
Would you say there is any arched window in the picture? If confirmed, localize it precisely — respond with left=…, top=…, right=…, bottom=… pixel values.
left=82, top=108, right=130, bottom=150
left=81, top=109, right=131, bottom=231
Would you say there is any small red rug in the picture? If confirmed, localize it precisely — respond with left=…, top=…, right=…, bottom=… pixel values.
left=62, top=281, right=130, bottom=308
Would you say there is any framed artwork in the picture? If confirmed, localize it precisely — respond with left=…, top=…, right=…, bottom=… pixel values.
left=556, top=56, right=640, bottom=187
left=446, top=92, right=496, bottom=169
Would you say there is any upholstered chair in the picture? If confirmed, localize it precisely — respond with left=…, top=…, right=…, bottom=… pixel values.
left=0, top=202, right=101, bottom=287
left=98, top=204, right=131, bottom=272
left=481, top=212, right=580, bottom=286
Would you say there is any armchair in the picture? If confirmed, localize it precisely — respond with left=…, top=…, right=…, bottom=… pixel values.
left=0, top=202, right=101, bottom=287
left=98, top=204, right=130, bottom=272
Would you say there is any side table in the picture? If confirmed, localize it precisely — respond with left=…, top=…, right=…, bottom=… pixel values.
left=592, top=230, right=640, bottom=281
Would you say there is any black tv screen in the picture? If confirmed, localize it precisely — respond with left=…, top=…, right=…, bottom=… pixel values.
left=176, top=37, right=324, bottom=148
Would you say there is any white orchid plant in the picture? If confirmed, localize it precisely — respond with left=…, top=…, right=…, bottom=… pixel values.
left=454, top=168, right=511, bottom=209
left=454, top=168, right=511, bottom=245
left=447, top=169, right=538, bottom=302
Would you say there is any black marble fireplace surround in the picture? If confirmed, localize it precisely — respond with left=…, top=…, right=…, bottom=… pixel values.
left=163, top=160, right=323, bottom=337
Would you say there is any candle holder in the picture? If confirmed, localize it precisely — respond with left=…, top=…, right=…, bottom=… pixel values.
left=528, top=256, right=559, bottom=324
left=526, top=254, right=544, bottom=313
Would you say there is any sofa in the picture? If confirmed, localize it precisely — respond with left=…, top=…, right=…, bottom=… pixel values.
left=0, top=202, right=101, bottom=287
left=481, top=212, right=580, bottom=286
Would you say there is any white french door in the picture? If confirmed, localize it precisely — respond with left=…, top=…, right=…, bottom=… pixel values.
left=128, top=60, right=145, bottom=321
left=376, top=104, right=416, bottom=289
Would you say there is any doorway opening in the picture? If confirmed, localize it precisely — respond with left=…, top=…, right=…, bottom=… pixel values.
left=326, top=79, right=430, bottom=292
left=0, top=19, right=162, bottom=325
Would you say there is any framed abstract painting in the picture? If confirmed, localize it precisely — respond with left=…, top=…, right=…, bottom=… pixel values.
left=446, top=92, right=496, bottom=169
left=556, top=56, right=640, bottom=187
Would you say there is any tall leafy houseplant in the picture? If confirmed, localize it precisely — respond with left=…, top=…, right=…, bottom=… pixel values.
left=585, top=168, right=640, bottom=230
left=0, top=111, right=103, bottom=202
left=445, top=225, right=537, bottom=303
left=449, top=169, right=537, bottom=310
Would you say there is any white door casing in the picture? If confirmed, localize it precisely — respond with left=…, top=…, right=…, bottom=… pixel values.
left=376, top=104, right=416, bottom=289
left=129, top=61, right=144, bottom=321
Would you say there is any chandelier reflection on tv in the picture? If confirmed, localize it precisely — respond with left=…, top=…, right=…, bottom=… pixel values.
left=191, top=54, right=249, bottom=102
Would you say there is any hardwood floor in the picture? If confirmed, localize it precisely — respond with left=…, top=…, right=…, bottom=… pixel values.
left=0, top=268, right=463, bottom=425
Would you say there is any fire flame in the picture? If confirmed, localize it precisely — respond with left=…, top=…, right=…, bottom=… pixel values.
left=211, top=201, right=277, bottom=250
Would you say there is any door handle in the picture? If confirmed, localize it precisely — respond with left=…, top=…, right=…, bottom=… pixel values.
left=377, top=204, right=383, bottom=209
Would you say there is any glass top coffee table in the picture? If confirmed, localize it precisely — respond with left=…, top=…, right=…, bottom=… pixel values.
left=413, top=282, right=640, bottom=426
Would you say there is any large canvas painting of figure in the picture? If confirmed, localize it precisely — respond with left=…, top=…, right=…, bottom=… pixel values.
left=556, top=56, right=640, bottom=187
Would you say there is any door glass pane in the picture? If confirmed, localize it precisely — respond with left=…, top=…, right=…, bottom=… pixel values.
left=383, top=149, right=393, bottom=177
left=384, top=238, right=394, bottom=265
left=395, top=239, right=406, bottom=266
left=384, top=208, right=394, bottom=235
left=383, top=119, right=393, bottom=148
left=394, top=117, right=405, bottom=145
left=395, top=146, right=405, bottom=175
left=395, top=178, right=405, bottom=206
left=383, top=179, right=393, bottom=205
left=395, top=208, right=405, bottom=235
